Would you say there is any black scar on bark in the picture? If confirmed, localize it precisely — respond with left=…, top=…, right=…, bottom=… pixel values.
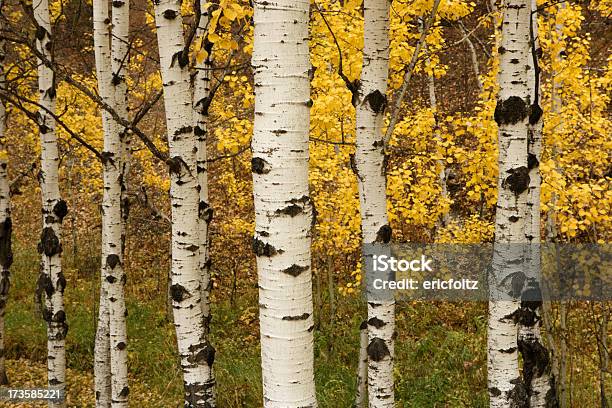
left=56, top=272, right=66, bottom=294
left=174, top=125, right=193, bottom=136
left=106, top=254, right=120, bottom=270
left=252, top=237, right=278, bottom=257
left=47, top=86, right=57, bottom=100
left=504, top=167, right=530, bottom=195
left=527, top=153, right=539, bottom=170
left=199, top=202, right=213, bottom=223
left=111, top=73, right=123, bottom=86
left=121, top=197, right=130, bottom=221
left=167, top=156, right=186, bottom=175
left=276, top=204, right=302, bottom=217
left=359, top=320, right=368, bottom=330
left=367, top=317, right=386, bottom=329
left=52, top=200, right=68, bottom=222
left=118, top=386, right=129, bottom=398
left=39, top=227, right=61, bottom=257
left=194, top=125, right=207, bottom=137
left=116, top=342, right=127, bottom=350
left=48, top=378, right=62, bottom=386
left=509, top=215, right=520, bottom=223
left=545, top=377, right=559, bottom=408
left=529, top=104, right=543, bottom=125
left=494, top=96, right=528, bottom=125
left=189, top=343, right=216, bottom=366
left=375, top=224, right=392, bottom=243
left=367, top=337, right=390, bottom=362
left=521, top=281, right=543, bottom=312
left=38, top=123, right=50, bottom=135
left=507, top=377, right=529, bottom=408
left=489, top=387, right=502, bottom=397
left=35, top=26, right=47, bottom=41
left=96, top=391, right=100, bottom=400
left=504, top=307, right=537, bottom=327
left=170, top=284, right=191, bottom=302
left=0, top=274, right=9, bottom=296
left=52, top=310, right=66, bottom=323
left=0, top=218, right=13, bottom=269
left=36, top=273, right=54, bottom=300
left=170, top=50, right=189, bottom=69
left=500, top=347, right=517, bottom=353
left=42, top=307, right=53, bottom=322
left=282, top=264, right=308, bottom=277
left=282, top=313, right=310, bottom=321
left=364, top=90, right=387, bottom=114
left=100, top=151, right=114, bottom=165
left=163, top=9, right=177, bottom=19
left=105, top=275, right=117, bottom=284
left=112, top=0, right=125, bottom=6
left=184, top=384, right=208, bottom=407
left=251, top=157, right=270, bottom=174
left=518, top=338, right=550, bottom=389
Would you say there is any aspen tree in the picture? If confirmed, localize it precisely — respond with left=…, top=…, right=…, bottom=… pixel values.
left=487, top=0, right=535, bottom=406
left=153, top=0, right=214, bottom=405
left=516, top=1, right=556, bottom=406
left=33, top=0, right=68, bottom=405
left=251, top=0, right=317, bottom=406
left=192, top=0, right=216, bottom=403
left=355, top=320, right=368, bottom=407
left=106, top=0, right=130, bottom=405
left=0, top=2, right=11, bottom=384
left=355, top=0, right=394, bottom=406
left=92, top=0, right=113, bottom=404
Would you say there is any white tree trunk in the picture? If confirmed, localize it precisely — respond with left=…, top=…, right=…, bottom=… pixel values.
left=33, top=1, right=68, bottom=406
left=517, top=1, right=556, bottom=406
left=192, top=1, right=215, bottom=404
left=92, top=0, right=114, bottom=404
left=251, top=1, right=317, bottom=406
left=355, top=1, right=394, bottom=406
left=153, top=1, right=213, bottom=406
left=355, top=320, right=368, bottom=407
left=487, top=1, right=532, bottom=407
left=106, top=0, right=130, bottom=405
left=0, top=9, right=12, bottom=384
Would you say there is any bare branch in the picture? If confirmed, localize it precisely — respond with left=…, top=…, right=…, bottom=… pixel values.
left=384, top=0, right=442, bottom=148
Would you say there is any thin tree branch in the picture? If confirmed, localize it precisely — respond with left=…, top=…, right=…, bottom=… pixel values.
left=384, top=0, right=442, bottom=148
left=0, top=89, right=105, bottom=161
left=313, top=2, right=359, bottom=103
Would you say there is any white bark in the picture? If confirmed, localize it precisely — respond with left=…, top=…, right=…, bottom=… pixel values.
left=355, top=320, right=368, bottom=408
left=251, top=0, right=317, bottom=406
left=92, top=0, right=113, bottom=405
left=0, top=6, right=11, bottom=384
left=192, top=1, right=215, bottom=403
left=517, top=1, right=556, bottom=406
left=153, top=1, right=213, bottom=406
left=356, top=1, right=394, bottom=406
left=33, top=0, right=68, bottom=405
left=487, top=1, right=532, bottom=407
left=106, top=0, right=130, bottom=405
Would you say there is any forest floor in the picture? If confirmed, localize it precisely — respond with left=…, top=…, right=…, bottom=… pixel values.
left=1, top=246, right=603, bottom=407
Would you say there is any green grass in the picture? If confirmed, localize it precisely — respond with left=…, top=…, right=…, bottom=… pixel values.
left=2, top=245, right=495, bottom=407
